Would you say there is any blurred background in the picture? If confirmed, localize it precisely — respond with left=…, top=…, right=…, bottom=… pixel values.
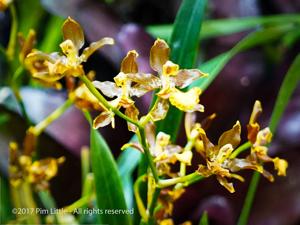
left=1, top=0, right=300, bottom=224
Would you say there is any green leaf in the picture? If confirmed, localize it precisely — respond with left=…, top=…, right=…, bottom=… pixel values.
left=199, top=211, right=209, bottom=225
left=191, top=25, right=294, bottom=91
left=0, top=176, right=14, bottom=224
left=117, top=135, right=141, bottom=210
left=156, top=0, right=207, bottom=141
left=237, top=53, right=300, bottom=225
left=17, top=0, right=46, bottom=34
left=269, top=54, right=300, bottom=133
left=117, top=136, right=141, bottom=177
left=86, top=113, right=132, bottom=225
left=147, top=14, right=300, bottom=40
left=39, top=16, right=64, bottom=52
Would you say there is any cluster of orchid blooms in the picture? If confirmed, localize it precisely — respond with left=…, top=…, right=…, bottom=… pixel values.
left=8, top=17, right=288, bottom=223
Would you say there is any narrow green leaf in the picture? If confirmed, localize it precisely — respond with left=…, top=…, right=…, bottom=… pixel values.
left=0, top=176, right=14, bottom=224
left=156, top=0, right=207, bottom=140
left=86, top=113, right=132, bottom=225
left=199, top=211, right=209, bottom=225
left=39, top=16, right=64, bottom=52
left=269, top=54, right=300, bottom=132
left=117, top=136, right=141, bottom=177
left=238, top=54, right=300, bottom=225
left=117, top=135, right=141, bottom=210
left=147, top=14, right=300, bottom=40
left=191, top=25, right=294, bottom=90
left=17, top=0, right=46, bottom=34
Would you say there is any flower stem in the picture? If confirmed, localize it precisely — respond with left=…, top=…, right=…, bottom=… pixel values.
left=134, top=175, right=148, bottom=222
left=138, top=128, right=159, bottom=183
left=230, top=141, right=251, bottom=159
left=11, top=67, right=31, bottom=125
left=7, top=4, right=18, bottom=61
left=31, top=98, right=73, bottom=136
left=148, top=188, right=161, bottom=217
left=179, top=139, right=194, bottom=176
left=79, top=75, right=140, bottom=127
left=64, top=193, right=94, bottom=213
left=158, top=172, right=203, bottom=188
left=237, top=172, right=261, bottom=225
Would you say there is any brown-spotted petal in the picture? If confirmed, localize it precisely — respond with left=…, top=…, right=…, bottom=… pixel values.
left=215, top=144, right=234, bottom=163
left=125, top=105, right=139, bottom=132
left=172, top=69, right=208, bottom=89
left=121, top=50, right=138, bottom=73
left=218, top=121, right=241, bottom=149
left=149, top=98, right=169, bottom=122
left=62, top=17, right=84, bottom=50
left=18, top=29, right=36, bottom=62
left=130, top=84, right=152, bottom=97
left=93, top=111, right=113, bottom=129
left=197, top=164, right=212, bottom=177
left=184, top=112, right=197, bottom=138
left=80, top=37, right=114, bottom=62
left=254, top=127, right=272, bottom=146
left=228, top=158, right=264, bottom=173
left=216, top=176, right=235, bottom=193
left=127, top=73, right=161, bottom=88
left=93, top=80, right=121, bottom=98
left=249, top=100, right=262, bottom=125
left=150, top=39, right=170, bottom=73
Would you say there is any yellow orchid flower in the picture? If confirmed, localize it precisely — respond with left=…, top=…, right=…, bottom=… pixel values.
left=246, top=100, right=288, bottom=179
left=92, top=50, right=145, bottom=131
left=25, top=17, right=114, bottom=86
left=150, top=39, right=207, bottom=112
left=9, top=142, right=64, bottom=189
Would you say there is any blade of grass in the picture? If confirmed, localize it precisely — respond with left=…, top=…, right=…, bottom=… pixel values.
left=85, top=112, right=132, bottom=225
left=117, top=135, right=141, bottom=210
left=156, top=0, right=207, bottom=141
left=237, top=53, right=300, bottom=225
left=191, top=24, right=295, bottom=90
left=39, top=16, right=64, bottom=52
left=199, top=211, right=209, bottom=225
left=0, top=176, right=14, bottom=224
left=147, top=14, right=300, bottom=40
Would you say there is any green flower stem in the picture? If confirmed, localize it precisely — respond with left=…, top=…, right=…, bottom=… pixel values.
left=11, top=182, right=40, bottom=224
left=32, top=98, right=73, bottom=136
left=11, top=66, right=31, bottom=125
left=179, top=139, right=195, bottom=176
left=134, top=175, right=148, bottom=222
left=139, top=98, right=159, bottom=126
left=237, top=172, right=260, bottom=225
left=230, top=141, right=251, bottom=159
left=7, top=4, right=18, bottom=61
left=138, top=128, right=159, bottom=183
left=81, top=147, right=90, bottom=195
left=79, top=75, right=140, bottom=127
left=64, top=193, right=94, bottom=213
left=158, top=172, right=203, bottom=188
left=148, top=188, right=161, bottom=217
